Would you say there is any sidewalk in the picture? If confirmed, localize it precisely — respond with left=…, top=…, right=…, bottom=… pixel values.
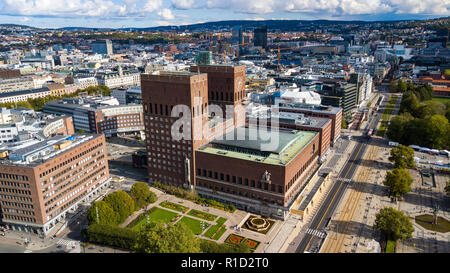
left=0, top=230, right=55, bottom=251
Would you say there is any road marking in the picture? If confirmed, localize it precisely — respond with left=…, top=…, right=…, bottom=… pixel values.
left=306, top=228, right=326, bottom=238
left=57, top=239, right=75, bottom=246
left=303, top=142, right=365, bottom=252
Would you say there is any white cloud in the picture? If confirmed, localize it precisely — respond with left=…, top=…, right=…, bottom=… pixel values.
left=158, top=8, right=175, bottom=20
left=143, top=0, right=163, bottom=12
left=0, top=0, right=448, bottom=20
left=156, top=20, right=171, bottom=26
left=171, top=0, right=196, bottom=9
left=205, top=0, right=449, bottom=16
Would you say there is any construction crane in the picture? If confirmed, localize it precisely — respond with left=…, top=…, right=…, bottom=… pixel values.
left=234, top=42, right=250, bottom=58
left=269, top=45, right=294, bottom=69
left=212, top=52, right=229, bottom=64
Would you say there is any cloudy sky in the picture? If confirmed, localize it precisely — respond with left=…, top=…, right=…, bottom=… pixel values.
left=0, top=0, right=449, bottom=28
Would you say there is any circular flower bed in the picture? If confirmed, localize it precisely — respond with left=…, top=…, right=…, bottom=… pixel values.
left=245, top=216, right=271, bottom=232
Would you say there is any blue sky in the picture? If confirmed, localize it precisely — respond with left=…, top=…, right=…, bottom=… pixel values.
left=0, top=0, right=448, bottom=29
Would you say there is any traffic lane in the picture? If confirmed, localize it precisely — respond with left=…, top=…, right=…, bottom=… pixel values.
left=296, top=178, right=349, bottom=253
left=296, top=142, right=367, bottom=252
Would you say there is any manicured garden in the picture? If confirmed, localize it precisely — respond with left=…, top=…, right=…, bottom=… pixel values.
left=159, top=201, right=189, bottom=213
left=225, top=233, right=261, bottom=251
left=415, top=214, right=450, bottom=233
left=176, top=216, right=209, bottom=235
left=187, top=209, right=218, bottom=221
left=241, top=215, right=275, bottom=235
left=128, top=207, right=178, bottom=231
left=203, top=217, right=227, bottom=240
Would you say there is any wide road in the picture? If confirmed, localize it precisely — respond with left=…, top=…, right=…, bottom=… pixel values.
left=295, top=92, right=388, bottom=253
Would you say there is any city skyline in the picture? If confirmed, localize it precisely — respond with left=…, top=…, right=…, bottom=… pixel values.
left=0, top=0, right=448, bottom=29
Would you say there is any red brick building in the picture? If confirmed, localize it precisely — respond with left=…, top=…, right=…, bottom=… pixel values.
left=0, top=134, right=110, bottom=235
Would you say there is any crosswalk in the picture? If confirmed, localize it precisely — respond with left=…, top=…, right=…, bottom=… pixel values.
left=57, top=239, right=75, bottom=247
left=306, top=228, right=327, bottom=239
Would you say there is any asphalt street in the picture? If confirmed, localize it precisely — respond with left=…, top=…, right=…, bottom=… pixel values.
left=295, top=93, right=388, bottom=253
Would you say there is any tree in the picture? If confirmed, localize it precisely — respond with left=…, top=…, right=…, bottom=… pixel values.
left=386, top=113, right=414, bottom=142
left=134, top=222, right=201, bottom=253
left=397, top=79, right=407, bottom=93
left=424, top=115, right=449, bottom=149
left=374, top=207, right=414, bottom=241
left=103, top=190, right=135, bottom=223
left=87, top=201, right=119, bottom=225
left=341, top=118, right=348, bottom=129
left=400, top=92, right=419, bottom=114
left=383, top=168, right=413, bottom=198
left=130, top=182, right=157, bottom=209
left=389, top=145, right=415, bottom=169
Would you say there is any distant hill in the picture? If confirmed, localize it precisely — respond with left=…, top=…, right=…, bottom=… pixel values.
left=0, top=24, right=40, bottom=30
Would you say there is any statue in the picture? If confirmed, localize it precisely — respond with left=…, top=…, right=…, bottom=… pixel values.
left=262, top=170, right=271, bottom=183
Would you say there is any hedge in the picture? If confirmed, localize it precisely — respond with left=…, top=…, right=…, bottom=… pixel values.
left=82, top=224, right=137, bottom=250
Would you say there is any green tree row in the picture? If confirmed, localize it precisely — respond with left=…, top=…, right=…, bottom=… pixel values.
left=0, top=85, right=112, bottom=111
left=83, top=222, right=251, bottom=253
left=87, top=183, right=157, bottom=226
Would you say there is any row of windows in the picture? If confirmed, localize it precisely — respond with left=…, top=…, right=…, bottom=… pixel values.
left=0, top=173, right=29, bottom=181
left=0, top=181, right=30, bottom=188
left=145, top=103, right=208, bottom=117
left=286, top=153, right=317, bottom=192
left=0, top=194, right=32, bottom=203
left=39, top=141, right=104, bottom=179
left=2, top=214, right=36, bottom=223
left=44, top=165, right=106, bottom=210
left=196, top=168, right=283, bottom=194
left=197, top=181, right=283, bottom=206
left=1, top=201, right=33, bottom=209
left=2, top=207, right=35, bottom=216
left=0, top=188, right=31, bottom=196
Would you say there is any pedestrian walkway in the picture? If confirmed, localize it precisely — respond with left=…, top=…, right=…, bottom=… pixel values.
left=306, top=228, right=326, bottom=239
left=57, top=239, right=75, bottom=247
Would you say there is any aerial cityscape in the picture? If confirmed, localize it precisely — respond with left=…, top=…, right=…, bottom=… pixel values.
left=0, top=0, right=449, bottom=260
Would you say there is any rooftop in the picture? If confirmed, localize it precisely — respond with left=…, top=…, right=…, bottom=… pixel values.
left=197, top=127, right=317, bottom=166
left=0, top=134, right=101, bottom=167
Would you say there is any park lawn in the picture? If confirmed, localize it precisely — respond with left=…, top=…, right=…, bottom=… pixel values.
left=212, top=227, right=227, bottom=240
left=423, top=97, right=450, bottom=105
left=187, top=209, right=218, bottom=221
left=132, top=208, right=178, bottom=231
left=203, top=217, right=228, bottom=239
left=377, top=95, right=399, bottom=137
left=385, top=239, right=396, bottom=253
left=415, top=214, right=450, bottom=233
left=177, top=216, right=209, bottom=235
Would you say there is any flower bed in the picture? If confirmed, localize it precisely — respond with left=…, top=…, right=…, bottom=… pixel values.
left=159, top=201, right=189, bottom=213
left=243, top=238, right=260, bottom=250
left=187, top=209, right=217, bottom=221
left=225, top=234, right=245, bottom=245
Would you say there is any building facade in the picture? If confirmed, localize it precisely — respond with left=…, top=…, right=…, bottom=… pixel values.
left=0, top=134, right=110, bottom=235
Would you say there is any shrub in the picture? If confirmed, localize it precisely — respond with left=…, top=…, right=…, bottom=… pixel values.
left=83, top=224, right=137, bottom=250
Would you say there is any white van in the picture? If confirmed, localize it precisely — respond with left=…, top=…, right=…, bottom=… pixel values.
left=389, top=141, right=399, bottom=147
